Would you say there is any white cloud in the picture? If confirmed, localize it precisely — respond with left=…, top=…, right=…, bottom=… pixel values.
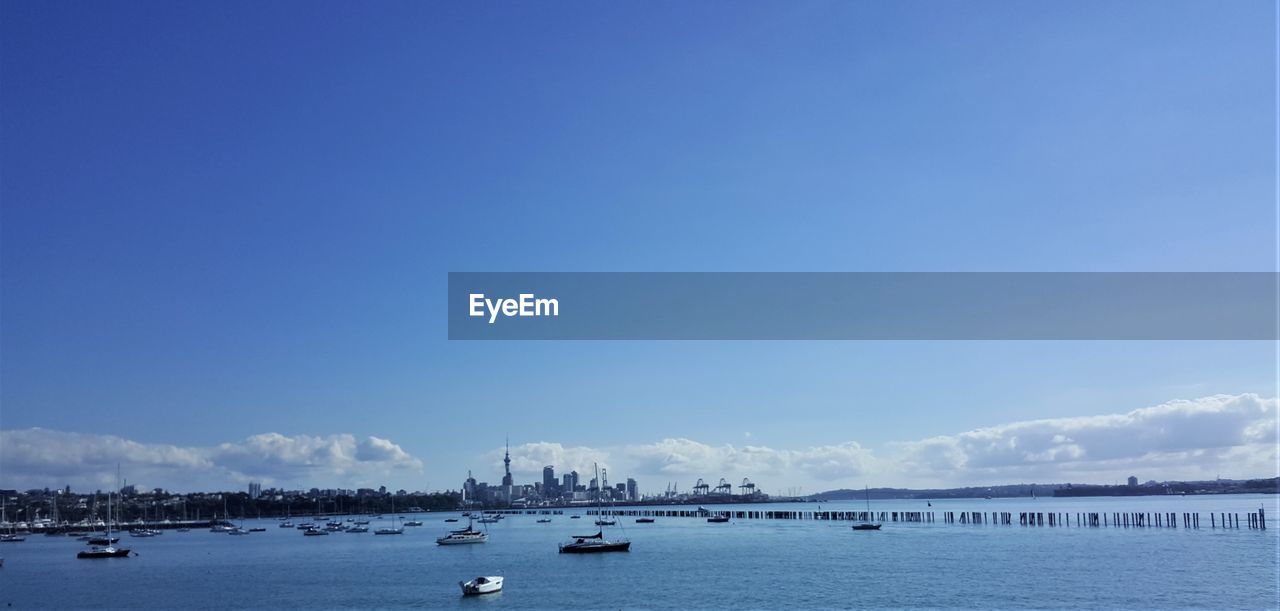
left=889, top=394, right=1277, bottom=485
left=621, top=437, right=877, bottom=483
left=494, top=442, right=611, bottom=478
left=0, top=429, right=423, bottom=492
left=499, top=395, right=1276, bottom=490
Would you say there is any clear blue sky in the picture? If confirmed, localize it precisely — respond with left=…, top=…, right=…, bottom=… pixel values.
left=1, top=1, right=1275, bottom=493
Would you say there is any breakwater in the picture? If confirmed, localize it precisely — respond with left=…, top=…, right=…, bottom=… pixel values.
left=585, top=507, right=1268, bottom=529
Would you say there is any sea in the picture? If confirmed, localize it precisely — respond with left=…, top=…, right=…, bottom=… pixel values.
left=1, top=494, right=1275, bottom=609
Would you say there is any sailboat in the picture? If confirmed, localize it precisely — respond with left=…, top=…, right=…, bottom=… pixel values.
left=436, top=515, right=488, bottom=545
left=559, top=463, right=630, bottom=553
left=130, top=502, right=161, bottom=537
left=0, top=498, right=25, bottom=543
left=851, top=485, right=881, bottom=531
left=374, top=497, right=404, bottom=535
left=78, top=472, right=131, bottom=558
left=176, top=500, right=191, bottom=531
left=210, top=498, right=234, bottom=532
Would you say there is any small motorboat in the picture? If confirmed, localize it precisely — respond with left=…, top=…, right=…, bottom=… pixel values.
left=536, top=518, right=552, bottom=523
left=227, top=527, right=250, bottom=536
left=374, top=527, right=404, bottom=535
left=851, top=523, right=882, bottom=530
left=248, top=527, right=267, bottom=532
left=0, top=534, right=26, bottom=543
left=594, top=519, right=616, bottom=526
left=707, top=516, right=730, bottom=523
left=302, top=528, right=329, bottom=536
left=444, top=518, right=459, bottom=523
left=403, top=520, right=424, bottom=527
left=570, top=515, right=581, bottom=519
left=279, top=521, right=294, bottom=528
left=635, top=518, right=655, bottom=523
left=460, top=575, right=503, bottom=596
left=346, top=525, right=369, bottom=533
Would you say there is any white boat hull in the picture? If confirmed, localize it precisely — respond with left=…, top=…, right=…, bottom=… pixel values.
left=436, top=534, right=488, bottom=545
left=460, top=576, right=503, bottom=595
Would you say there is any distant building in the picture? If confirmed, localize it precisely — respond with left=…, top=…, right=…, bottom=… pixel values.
left=248, top=482, right=262, bottom=499
left=626, top=478, right=637, bottom=501
left=567, top=470, right=579, bottom=492
left=562, top=473, right=573, bottom=493
left=1127, top=476, right=1138, bottom=487
left=543, top=466, right=556, bottom=497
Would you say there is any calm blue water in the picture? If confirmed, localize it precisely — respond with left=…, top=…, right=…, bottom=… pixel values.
left=1, top=495, right=1275, bottom=609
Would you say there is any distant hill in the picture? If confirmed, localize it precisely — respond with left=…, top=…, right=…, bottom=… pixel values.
left=809, top=477, right=1279, bottom=501
left=808, top=483, right=1061, bottom=501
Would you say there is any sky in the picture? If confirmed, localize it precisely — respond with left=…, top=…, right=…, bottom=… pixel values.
left=1, top=1, right=1276, bottom=495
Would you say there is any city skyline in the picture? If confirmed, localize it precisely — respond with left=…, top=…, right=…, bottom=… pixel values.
left=2, top=393, right=1273, bottom=494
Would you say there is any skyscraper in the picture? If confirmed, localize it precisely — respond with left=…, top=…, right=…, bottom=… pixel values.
left=542, top=465, right=556, bottom=496
left=626, top=478, right=637, bottom=501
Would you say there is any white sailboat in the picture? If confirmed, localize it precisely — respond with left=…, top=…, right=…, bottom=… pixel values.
left=436, top=515, right=488, bottom=545
left=374, top=497, right=403, bottom=535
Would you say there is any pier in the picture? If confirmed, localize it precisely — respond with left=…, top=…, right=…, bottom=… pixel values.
left=584, top=506, right=1268, bottom=530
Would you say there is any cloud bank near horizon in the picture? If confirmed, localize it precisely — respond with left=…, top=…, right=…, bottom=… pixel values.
left=491, top=394, right=1277, bottom=490
left=3, top=394, right=1275, bottom=492
left=0, top=430, right=423, bottom=492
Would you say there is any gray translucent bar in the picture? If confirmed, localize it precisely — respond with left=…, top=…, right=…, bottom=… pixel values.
left=447, top=272, right=1277, bottom=340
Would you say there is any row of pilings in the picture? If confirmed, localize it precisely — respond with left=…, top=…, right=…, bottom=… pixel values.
left=583, top=507, right=1267, bottom=529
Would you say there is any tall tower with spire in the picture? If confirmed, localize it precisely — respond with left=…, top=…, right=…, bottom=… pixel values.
left=501, top=437, right=513, bottom=487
